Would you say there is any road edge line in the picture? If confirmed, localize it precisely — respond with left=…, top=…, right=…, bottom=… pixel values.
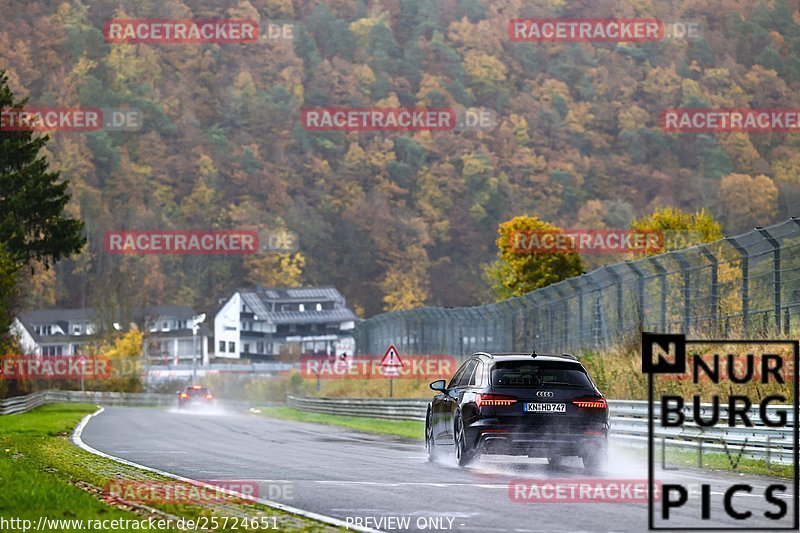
left=71, top=407, right=382, bottom=533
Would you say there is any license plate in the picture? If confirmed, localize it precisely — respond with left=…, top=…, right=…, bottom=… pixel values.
left=525, top=403, right=566, bottom=413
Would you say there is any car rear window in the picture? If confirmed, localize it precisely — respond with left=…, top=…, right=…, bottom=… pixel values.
left=187, top=388, right=208, bottom=396
left=490, top=360, right=592, bottom=388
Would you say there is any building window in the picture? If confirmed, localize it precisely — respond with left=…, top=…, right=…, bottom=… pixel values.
left=42, top=345, right=64, bottom=356
left=228, top=341, right=235, bottom=353
left=257, top=341, right=264, bottom=353
left=243, top=343, right=250, bottom=353
left=73, top=325, right=81, bottom=335
left=316, top=303, right=322, bottom=311
left=299, top=303, right=305, bottom=312
left=219, top=341, right=225, bottom=353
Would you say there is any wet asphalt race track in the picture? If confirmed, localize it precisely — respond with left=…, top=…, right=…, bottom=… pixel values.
left=78, top=407, right=797, bottom=532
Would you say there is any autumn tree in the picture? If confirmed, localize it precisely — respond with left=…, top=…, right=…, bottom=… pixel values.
left=717, top=173, right=779, bottom=233
left=484, top=216, right=584, bottom=300
left=100, top=327, right=143, bottom=392
left=630, top=207, right=724, bottom=257
left=0, top=70, right=85, bottom=348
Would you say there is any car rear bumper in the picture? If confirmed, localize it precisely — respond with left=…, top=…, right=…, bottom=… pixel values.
left=178, top=399, right=214, bottom=407
left=468, top=418, right=608, bottom=457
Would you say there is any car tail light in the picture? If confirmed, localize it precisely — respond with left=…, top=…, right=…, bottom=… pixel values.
left=476, top=393, right=517, bottom=407
left=192, top=385, right=203, bottom=389
left=573, top=397, right=607, bottom=409
left=179, top=393, right=189, bottom=398
left=206, top=394, right=213, bottom=400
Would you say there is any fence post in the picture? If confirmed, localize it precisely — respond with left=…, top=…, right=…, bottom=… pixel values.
left=604, top=266, right=624, bottom=335
left=671, top=251, right=691, bottom=335
left=510, top=297, right=527, bottom=351
left=431, top=308, right=446, bottom=354
left=551, top=283, right=569, bottom=353
left=625, top=260, right=646, bottom=331
left=726, top=236, right=749, bottom=337
left=537, top=288, right=554, bottom=352
left=498, top=301, right=514, bottom=351
left=446, top=308, right=457, bottom=356
left=757, top=227, right=781, bottom=334
left=581, top=275, right=604, bottom=349
left=648, top=257, right=668, bottom=332
left=567, top=277, right=585, bottom=351
left=699, top=247, right=719, bottom=336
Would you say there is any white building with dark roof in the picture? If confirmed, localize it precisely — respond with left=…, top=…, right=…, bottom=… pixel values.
left=214, top=286, right=358, bottom=359
left=12, top=306, right=210, bottom=365
left=12, top=308, right=99, bottom=356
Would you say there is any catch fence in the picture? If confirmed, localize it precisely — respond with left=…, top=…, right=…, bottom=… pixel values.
left=354, top=219, right=800, bottom=358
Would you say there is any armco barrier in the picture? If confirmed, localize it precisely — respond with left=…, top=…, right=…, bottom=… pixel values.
left=0, top=390, right=177, bottom=415
left=287, top=395, right=429, bottom=421
left=0, top=390, right=260, bottom=415
left=287, top=396, right=796, bottom=464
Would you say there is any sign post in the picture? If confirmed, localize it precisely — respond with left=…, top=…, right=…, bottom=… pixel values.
left=379, top=345, right=403, bottom=398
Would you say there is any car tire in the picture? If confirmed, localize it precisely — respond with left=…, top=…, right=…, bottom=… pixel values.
left=582, top=448, right=608, bottom=472
left=454, top=415, right=476, bottom=467
left=425, top=410, right=438, bottom=462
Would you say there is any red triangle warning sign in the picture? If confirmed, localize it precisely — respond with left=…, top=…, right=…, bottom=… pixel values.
left=379, top=344, right=403, bottom=368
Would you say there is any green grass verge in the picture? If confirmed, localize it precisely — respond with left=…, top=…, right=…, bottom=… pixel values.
left=626, top=445, right=794, bottom=479
left=258, top=406, right=425, bottom=440
left=0, top=403, right=340, bottom=532
left=0, top=404, right=154, bottom=530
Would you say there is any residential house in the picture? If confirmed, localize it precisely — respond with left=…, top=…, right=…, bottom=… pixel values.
left=214, top=286, right=358, bottom=360
left=12, top=306, right=210, bottom=365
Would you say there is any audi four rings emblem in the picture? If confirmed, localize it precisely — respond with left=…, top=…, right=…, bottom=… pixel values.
left=536, top=390, right=554, bottom=397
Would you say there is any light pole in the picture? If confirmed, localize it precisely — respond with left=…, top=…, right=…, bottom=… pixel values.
left=191, top=313, right=206, bottom=383
left=80, top=355, right=85, bottom=393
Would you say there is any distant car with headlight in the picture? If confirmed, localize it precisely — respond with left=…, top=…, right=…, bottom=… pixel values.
left=177, top=385, right=214, bottom=409
left=425, top=352, right=608, bottom=469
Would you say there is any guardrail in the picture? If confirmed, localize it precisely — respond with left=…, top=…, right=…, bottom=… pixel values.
left=0, top=390, right=177, bottom=415
left=287, top=396, right=796, bottom=464
left=287, top=396, right=429, bottom=421
left=0, top=390, right=262, bottom=415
